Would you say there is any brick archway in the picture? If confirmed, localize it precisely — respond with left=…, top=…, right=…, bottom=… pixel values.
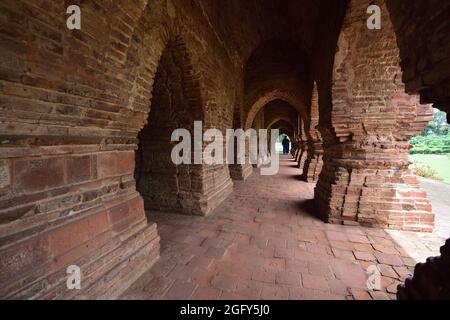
left=269, top=120, right=296, bottom=147
left=245, top=90, right=306, bottom=130
left=135, top=36, right=206, bottom=215
left=266, top=117, right=296, bottom=132
left=123, top=11, right=234, bottom=217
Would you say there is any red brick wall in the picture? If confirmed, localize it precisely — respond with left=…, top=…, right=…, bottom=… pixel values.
left=0, top=0, right=241, bottom=299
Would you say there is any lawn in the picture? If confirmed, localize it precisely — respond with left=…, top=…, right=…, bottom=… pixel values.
left=410, top=154, right=450, bottom=184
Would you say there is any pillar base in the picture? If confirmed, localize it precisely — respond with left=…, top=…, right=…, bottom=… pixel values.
left=199, top=175, right=234, bottom=215
left=302, top=154, right=323, bottom=183
left=315, top=164, right=435, bottom=232
left=0, top=194, right=160, bottom=299
left=141, top=167, right=234, bottom=216
left=297, top=149, right=308, bottom=171
left=229, top=163, right=253, bottom=181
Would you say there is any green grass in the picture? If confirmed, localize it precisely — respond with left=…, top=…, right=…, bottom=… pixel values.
left=410, top=154, right=450, bottom=184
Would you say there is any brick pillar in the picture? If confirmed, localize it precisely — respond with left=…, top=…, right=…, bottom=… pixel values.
left=229, top=163, right=253, bottom=180
left=292, top=141, right=299, bottom=158
left=314, top=0, right=435, bottom=232
left=0, top=1, right=162, bottom=299
left=301, top=139, right=323, bottom=183
left=301, top=82, right=323, bottom=182
left=296, top=141, right=308, bottom=170
left=294, top=141, right=300, bottom=163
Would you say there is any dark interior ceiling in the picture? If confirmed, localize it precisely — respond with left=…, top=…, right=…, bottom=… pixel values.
left=198, top=0, right=348, bottom=66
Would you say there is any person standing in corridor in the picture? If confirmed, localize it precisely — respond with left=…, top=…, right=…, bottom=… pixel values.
left=282, top=136, right=290, bottom=155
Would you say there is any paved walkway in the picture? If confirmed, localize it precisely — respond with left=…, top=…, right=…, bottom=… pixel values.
left=419, top=177, right=450, bottom=240
left=121, top=156, right=447, bottom=300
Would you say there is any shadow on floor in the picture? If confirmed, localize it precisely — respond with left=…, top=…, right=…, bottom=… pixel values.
left=297, top=199, right=322, bottom=221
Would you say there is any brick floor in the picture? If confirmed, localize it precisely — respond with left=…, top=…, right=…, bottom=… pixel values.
left=121, top=156, right=446, bottom=300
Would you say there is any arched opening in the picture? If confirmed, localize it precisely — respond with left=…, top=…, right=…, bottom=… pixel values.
left=409, top=107, right=450, bottom=239
left=135, top=38, right=204, bottom=215
left=410, top=108, right=450, bottom=184
left=268, top=118, right=296, bottom=156
left=243, top=38, right=310, bottom=131
left=242, top=37, right=310, bottom=176
left=249, top=98, right=300, bottom=166
left=275, top=131, right=293, bottom=155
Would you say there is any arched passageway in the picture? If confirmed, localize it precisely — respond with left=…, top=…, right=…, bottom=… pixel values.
left=243, top=38, right=310, bottom=132
left=135, top=38, right=204, bottom=215
left=249, top=98, right=300, bottom=166
left=0, top=0, right=449, bottom=300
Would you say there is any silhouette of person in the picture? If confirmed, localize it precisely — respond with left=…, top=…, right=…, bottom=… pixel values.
left=282, top=137, right=290, bottom=155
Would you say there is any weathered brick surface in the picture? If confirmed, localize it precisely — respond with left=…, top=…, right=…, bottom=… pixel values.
left=314, top=0, right=435, bottom=232
left=301, top=82, right=323, bottom=183
left=0, top=0, right=448, bottom=299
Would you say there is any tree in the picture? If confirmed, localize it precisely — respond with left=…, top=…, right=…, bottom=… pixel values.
left=422, top=108, right=449, bottom=136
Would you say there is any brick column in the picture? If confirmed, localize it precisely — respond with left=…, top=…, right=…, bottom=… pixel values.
left=229, top=163, right=253, bottom=180
left=296, top=140, right=308, bottom=170
left=292, top=141, right=299, bottom=158
left=301, top=139, right=323, bottom=183
left=315, top=135, right=435, bottom=231
left=314, top=0, right=435, bottom=232
left=301, top=82, right=323, bottom=182
left=0, top=1, right=161, bottom=299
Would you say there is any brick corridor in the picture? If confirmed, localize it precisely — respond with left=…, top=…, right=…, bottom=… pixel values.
left=121, top=156, right=443, bottom=300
